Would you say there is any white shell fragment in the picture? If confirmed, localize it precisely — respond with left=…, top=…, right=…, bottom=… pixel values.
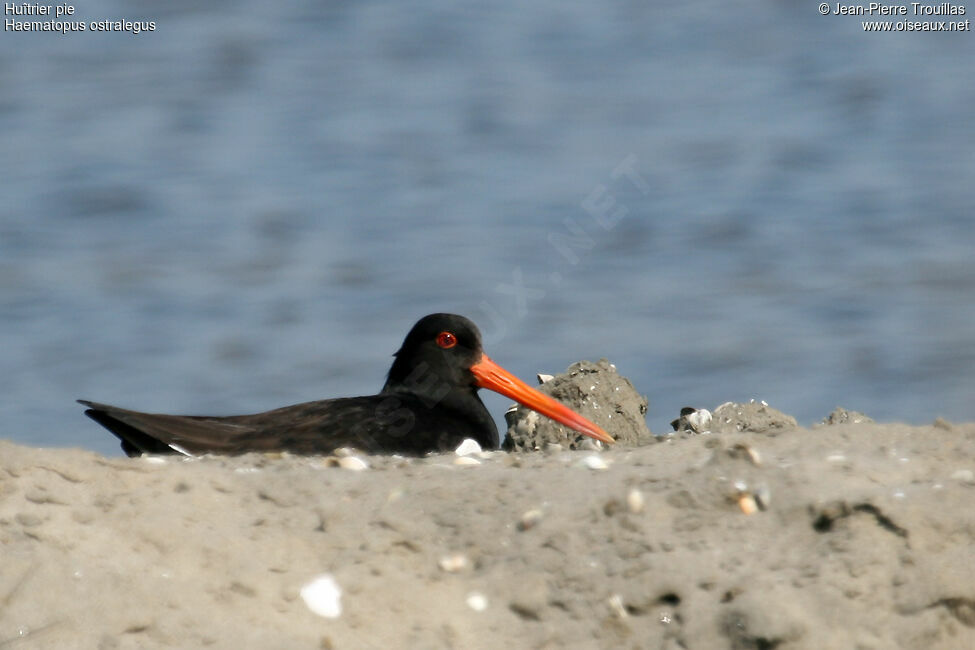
left=438, top=553, right=470, bottom=573
left=300, top=574, right=342, bottom=619
left=579, top=455, right=609, bottom=470
left=167, top=443, right=195, bottom=457
left=466, top=592, right=489, bottom=612
left=321, top=455, right=369, bottom=471
left=670, top=407, right=713, bottom=434
left=608, top=594, right=628, bottom=619
left=536, top=373, right=555, bottom=384
left=686, top=408, right=712, bottom=433
left=454, top=456, right=482, bottom=466
left=626, top=488, right=645, bottom=514
left=455, top=439, right=482, bottom=456
left=338, top=456, right=369, bottom=471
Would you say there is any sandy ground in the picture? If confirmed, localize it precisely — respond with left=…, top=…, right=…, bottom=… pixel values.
left=2, top=417, right=975, bottom=649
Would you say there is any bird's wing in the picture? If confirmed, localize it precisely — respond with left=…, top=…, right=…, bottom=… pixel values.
left=79, top=400, right=256, bottom=456
left=79, top=396, right=448, bottom=456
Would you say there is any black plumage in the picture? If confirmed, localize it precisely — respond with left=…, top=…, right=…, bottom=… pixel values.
left=80, top=313, right=612, bottom=456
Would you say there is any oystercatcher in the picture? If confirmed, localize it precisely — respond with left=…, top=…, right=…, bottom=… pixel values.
left=79, top=313, right=613, bottom=456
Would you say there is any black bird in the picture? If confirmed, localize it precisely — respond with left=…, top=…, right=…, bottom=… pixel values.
left=79, top=313, right=613, bottom=456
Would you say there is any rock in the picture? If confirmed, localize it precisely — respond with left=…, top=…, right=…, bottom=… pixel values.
left=502, top=359, right=652, bottom=451
left=711, top=401, right=797, bottom=434
left=820, top=407, right=874, bottom=426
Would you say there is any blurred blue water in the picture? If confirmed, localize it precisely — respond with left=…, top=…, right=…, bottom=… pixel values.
left=2, top=0, right=973, bottom=456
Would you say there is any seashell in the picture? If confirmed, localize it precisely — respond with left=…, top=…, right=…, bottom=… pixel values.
left=300, top=574, right=342, bottom=619
left=337, top=456, right=369, bottom=471
left=685, top=408, right=712, bottom=433
left=466, top=592, right=488, bottom=612
left=454, top=439, right=482, bottom=456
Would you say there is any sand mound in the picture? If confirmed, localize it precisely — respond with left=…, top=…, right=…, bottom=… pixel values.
left=2, top=419, right=974, bottom=649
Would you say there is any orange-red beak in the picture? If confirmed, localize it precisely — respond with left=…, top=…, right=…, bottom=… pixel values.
left=470, top=354, right=614, bottom=445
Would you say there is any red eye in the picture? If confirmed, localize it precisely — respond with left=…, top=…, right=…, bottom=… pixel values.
left=436, top=331, right=457, bottom=349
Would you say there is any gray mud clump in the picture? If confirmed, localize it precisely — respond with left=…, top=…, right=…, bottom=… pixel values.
left=503, top=359, right=652, bottom=450
left=712, top=401, right=798, bottom=434
left=819, top=406, right=874, bottom=426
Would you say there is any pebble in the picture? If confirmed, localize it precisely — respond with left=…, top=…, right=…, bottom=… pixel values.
left=300, top=574, right=342, bottom=619
left=518, top=509, right=544, bottom=531
left=454, top=438, right=482, bottom=456
left=738, top=494, right=758, bottom=515
left=454, top=456, right=481, bottom=466
left=626, top=488, right=645, bottom=514
left=438, top=553, right=470, bottom=573
left=754, top=485, right=772, bottom=510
